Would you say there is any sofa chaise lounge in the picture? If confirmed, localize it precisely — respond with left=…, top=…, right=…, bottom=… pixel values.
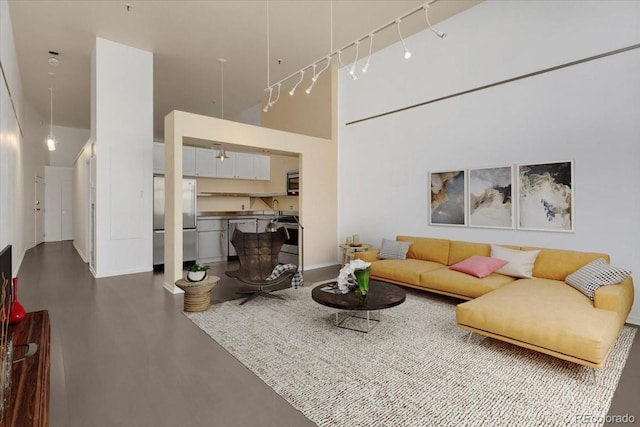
left=355, top=236, right=634, bottom=370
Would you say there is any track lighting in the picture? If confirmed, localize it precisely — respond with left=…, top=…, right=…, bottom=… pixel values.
left=263, top=2, right=449, bottom=104
left=289, top=71, right=304, bottom=96
left=425, top=4, right=446, bottom=39
left=362, top=34, right=374, bottom=73
left=396, top=20, right=411, bottom=59
left=263, top=86, right=273, bottom=112
left=348, top=41, right=359, bottom=80
left=272, top=83, right=281, bottom=105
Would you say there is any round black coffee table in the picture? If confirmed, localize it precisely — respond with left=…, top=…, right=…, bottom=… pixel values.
left=312, top=280, right=406, bottom=332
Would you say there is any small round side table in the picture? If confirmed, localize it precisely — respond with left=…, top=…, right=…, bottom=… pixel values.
left=339, top=243, right=372, bottom=266
left=175, top=275, right=220, bottom=312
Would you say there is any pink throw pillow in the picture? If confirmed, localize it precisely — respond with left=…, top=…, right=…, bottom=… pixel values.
left=449, top=256, right=509, bottom=278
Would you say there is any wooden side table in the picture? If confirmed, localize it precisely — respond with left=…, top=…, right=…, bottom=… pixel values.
left=2, top=310, right=50, bottom=427
left=175, top=275, right=220, bottom=312
left=339, top=243, right=372, bottom=266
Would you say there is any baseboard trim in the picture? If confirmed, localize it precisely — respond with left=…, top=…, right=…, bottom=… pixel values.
left=93, top=266, right=153, bottom=278
left=627, top=314, right=639, bottom=326
left=163, top=282, right=184, bottom=295
left=72, top=241, right=88, bottom=263
left=304, top=261, right=339, bottom=271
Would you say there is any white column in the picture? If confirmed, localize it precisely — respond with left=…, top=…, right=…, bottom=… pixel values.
left=92, top=37, right=153, bottom=277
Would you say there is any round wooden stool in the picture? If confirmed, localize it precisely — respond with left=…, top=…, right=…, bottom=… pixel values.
left=175, top=275, right=220, bottom=312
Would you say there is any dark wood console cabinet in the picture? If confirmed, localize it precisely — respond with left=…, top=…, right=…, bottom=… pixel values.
left=2, top=311, right=50, bottom=427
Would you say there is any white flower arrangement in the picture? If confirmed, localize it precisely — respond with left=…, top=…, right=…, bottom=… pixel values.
left=336, top=259, right=371, bottom=293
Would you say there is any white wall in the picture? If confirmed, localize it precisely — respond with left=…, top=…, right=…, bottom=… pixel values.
left=92, top=37, right=153, bottom=277
left=21, top=102, right=48, bottom=250
left=73, top=141, right=92, bottom=262
left=231, top=103, right=262, bottom=126
left=49, top=125, right=90, bottom=167
left=338, top=1, right=640, bottom=324
left=1, top=0, right=23, bottom=271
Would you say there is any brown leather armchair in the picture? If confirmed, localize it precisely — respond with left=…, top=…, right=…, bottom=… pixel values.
left=225, top=228, right=293, bottom=305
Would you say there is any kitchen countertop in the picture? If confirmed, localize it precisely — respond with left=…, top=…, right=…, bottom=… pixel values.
left=197, top=210, right=298, bottom=220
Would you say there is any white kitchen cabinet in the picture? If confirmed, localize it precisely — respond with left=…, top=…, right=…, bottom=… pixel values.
left=234, top=152, right=254, bottom=179
left=215, top=151, right=236, bottom=178
left=183, top=146, right=197, bottom=177
left=195, top=147, right=216, bottom=177
left=153, top=142, right=164, bottom=173
left=207, top=151, right=271, bottom=181
left=253, top=154, right=271, bottom=180
left=197, top=219, right=228, bottom=261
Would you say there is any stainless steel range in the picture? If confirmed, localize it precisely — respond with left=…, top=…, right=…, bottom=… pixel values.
left=273, top=213, right=301, bottom=267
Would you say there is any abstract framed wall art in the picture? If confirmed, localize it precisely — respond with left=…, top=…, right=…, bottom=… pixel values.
left=468, top=166, right=514, bottom=229
left=429, top=170, right=466, bottom=226
left=517, top=160, right=574, bottom=232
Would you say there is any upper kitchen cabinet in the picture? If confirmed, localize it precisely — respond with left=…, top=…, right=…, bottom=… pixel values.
left=153, top=142, right=198, bottom=177
left=153, top=142, right=164, bottom=174
left=183, top=146, right=197, bottom=176
left=195, top=147, right=216, bottom=177
left=214, top=152, right=270, bottom=180
left=234, top=152, right=254, bottom=179
left=215, top=151, right=236, bottom=178
left=253, top=154, right=271, bottom=180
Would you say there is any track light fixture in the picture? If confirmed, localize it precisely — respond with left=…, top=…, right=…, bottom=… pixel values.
left=263, top=86, right=273, bottom=112
left=289, top=71, right=304, bottom=96
left=348, top=41, right=359, bottom=80
left=263, top=1, right=448, bottom=109
left=362, top=34, right=374, bottom=73
left=396, top=20, right=411, bottom=59
left=272, top=83, right=281, bottom=105
left=425, top=4, right=446, bottom=39
left=305, top=64, right=317, bottom=94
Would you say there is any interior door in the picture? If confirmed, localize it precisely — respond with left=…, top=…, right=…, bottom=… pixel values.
left=34, top=176, right=45, bottom=245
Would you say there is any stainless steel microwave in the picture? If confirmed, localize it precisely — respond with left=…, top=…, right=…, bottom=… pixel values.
left=287, top=170, right=299, bottom=196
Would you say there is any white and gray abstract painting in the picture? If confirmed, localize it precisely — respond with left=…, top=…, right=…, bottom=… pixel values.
left=518, top=161, right=573, bottom=231
left=469, top=166, right=513, bottom=228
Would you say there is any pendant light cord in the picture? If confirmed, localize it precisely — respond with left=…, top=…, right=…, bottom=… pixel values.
left=49, top=74, right=54, bottom=135
left=266, top=0, right=270, bottom=87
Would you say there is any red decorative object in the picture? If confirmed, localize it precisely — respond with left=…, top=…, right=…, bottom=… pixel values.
left=9, top=277, right=26, bottom=325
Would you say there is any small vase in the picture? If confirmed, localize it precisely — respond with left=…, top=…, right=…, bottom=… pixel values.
left=9, top=277, right=26, bottom=325
left=187, top=271, right=206, bottom=282
left=354, top=267, right=370, bottom=295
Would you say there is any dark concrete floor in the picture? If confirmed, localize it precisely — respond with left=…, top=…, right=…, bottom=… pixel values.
left=15, top=242, right=639, bottom=426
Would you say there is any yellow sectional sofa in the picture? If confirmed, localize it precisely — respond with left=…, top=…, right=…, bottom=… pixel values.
left=355, top=236, right=634, bottom=369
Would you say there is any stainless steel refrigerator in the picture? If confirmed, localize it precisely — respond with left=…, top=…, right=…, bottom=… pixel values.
left=153, top=176, right=197, bottom=265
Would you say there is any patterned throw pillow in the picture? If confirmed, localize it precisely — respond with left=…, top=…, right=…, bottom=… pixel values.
left=565, top=258, right=631, bottom=300
left=378, top=238, right=412, bottom=260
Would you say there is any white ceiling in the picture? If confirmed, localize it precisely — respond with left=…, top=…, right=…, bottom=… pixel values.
left=8, top=0, right=479, bottom=140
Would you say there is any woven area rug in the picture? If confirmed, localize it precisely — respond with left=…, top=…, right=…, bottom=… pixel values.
left=185, top=285, right=635, bottom=427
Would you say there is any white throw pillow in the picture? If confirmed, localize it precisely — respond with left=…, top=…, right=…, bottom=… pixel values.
left=378, top=238, right=412, bottom=260
left=490, top=245, right=540, bottom=279
left=565, top=258, right=631, bottom=300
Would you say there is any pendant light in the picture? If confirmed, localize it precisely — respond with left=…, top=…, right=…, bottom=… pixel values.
left=216, top=58, right=228, bottom=162
left=46, top=71, right=57, bottom=151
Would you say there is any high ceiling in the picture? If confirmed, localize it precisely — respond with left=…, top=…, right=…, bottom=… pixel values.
left=8, top=0, right=479, bottom=140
